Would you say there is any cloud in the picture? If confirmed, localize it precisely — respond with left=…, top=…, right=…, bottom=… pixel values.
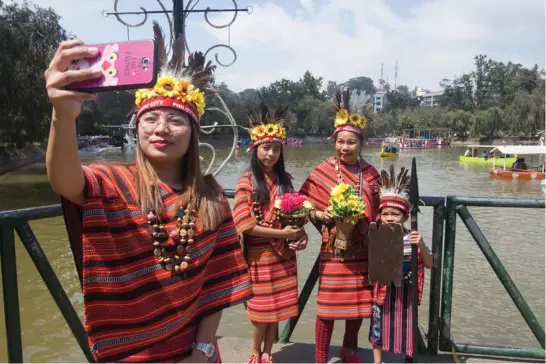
left=205, top=0, right=545, bottom=92
left=13, top=0, right=545, bottom=93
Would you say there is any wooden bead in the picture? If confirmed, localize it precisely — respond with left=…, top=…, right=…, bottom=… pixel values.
left=169, top=230, right=180, bottom=239
left=175, top=265, right=181, bottom=272
left=180, top=261, right=189, bottom=270
left=164, top=257, right=171, bottom=263
left=185, top=246, right=192, bottom=253
left=165, top=264, right=173, bottom=272
left=187, top=229, right=195, bottom=238
left=180, top=229, right=188, bottom=237
left=184, top=255, right=191, bottom=261
left=188, top=239, right=195, bottom=244
left=153, top=248, right=162, bottom=256
left=153, top=241, right=161, bottom=247
left=177, top=245, right=185, bottom=254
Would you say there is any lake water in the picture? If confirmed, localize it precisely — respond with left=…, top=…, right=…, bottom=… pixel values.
left=0, top=144, right=544, bottom=362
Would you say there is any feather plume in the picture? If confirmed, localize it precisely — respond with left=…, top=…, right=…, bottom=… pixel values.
left=247, top=102, right=290, bottom=127
left=342, top=89, right=350, bottom=112
left=152, top=21, right=167, bottom=69
left=378, top=165, right=411, bottom=200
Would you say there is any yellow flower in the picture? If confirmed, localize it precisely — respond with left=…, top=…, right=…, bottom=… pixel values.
left=255, top=125, right=266, bottom=138
left=334, top=118, right=347, bottom=128
left=349, top=113, right=362, bottom=126
left=274, top=199, right=281, bottom=209
left=303, top=200, right=313, bottom=210
left=264, top=124, right=277, bottom=136
left=336, top=108, right=349, bottom=121
left=179, top=79, right=195, bottom=95
left=154, top=76, right=179, bottom=97
left=197, top=104, right=205, bottom=116
left=250, top=129, right=259, bottom=141
left=330, top=183, right=349, bottom=199
left=135, top=89, right=156, bottom=106
left=361, top=116, right=367, bottom=128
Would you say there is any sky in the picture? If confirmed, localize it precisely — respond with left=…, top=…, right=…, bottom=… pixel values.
left=15, top=0, right=546, bottom=93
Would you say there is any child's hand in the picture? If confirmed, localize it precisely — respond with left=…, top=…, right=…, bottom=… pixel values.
left=409, top=231, right=422, bottom=245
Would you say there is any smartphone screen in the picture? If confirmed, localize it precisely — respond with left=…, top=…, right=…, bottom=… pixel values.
left=65, top=39, right=158, bottom=93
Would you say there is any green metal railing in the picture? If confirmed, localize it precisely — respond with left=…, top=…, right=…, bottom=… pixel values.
left=0, top=194, right=544, bottom=362
left=439, top=196, right=545, bottom=360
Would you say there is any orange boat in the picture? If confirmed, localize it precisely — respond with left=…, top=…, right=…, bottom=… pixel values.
left=488, top=145, right=546, bottom=181
left=489, top=168, right=546, bottom=180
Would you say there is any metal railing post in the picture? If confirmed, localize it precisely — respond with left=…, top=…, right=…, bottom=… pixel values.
left=14, top=222, right=95, bottom=362
left=0, top=224, right=23, bottom=363
left=426, top=200, right=445, bottom=355
left=279, top=254, right=320, bottom=343
left=439, top=196, right=457, bottom=351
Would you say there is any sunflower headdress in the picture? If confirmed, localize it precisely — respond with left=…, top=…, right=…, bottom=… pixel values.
left=134, top=21, right=216, bottom=126
left=329, top=89, right=368, bottom=139
left=377, top=165, right=411, bottom=215
left=246, top=102, right=289, bottom=150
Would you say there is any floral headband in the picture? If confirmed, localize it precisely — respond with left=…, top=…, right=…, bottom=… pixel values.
left=134, top=22, right=216, bottom=127
left=247, top=103, right=289, bottom=150
left=329, top=89, right=368, bottom=139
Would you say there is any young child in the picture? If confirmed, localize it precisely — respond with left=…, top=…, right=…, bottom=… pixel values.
left=369, top=165, right=433, bottom=364
left=233, top=103, right=308, bottom=364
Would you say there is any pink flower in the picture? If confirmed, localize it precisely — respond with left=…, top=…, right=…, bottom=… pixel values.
left=278, top=193, right=308, bottom=214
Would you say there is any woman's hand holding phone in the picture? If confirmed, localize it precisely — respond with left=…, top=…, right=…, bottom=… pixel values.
left=44, top=40, right=101, bottom=121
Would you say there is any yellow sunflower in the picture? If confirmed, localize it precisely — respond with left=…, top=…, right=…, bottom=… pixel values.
left=154, top=76, right=179, bottom=97
left=179, top=79, right=195, bottom=96
left=264, top=124, right=277, bottom=136
left=336, top=108, right=349, bottom=121
left=349, top=113, right=362, bottom=126
left=279, top=126, right=287, bottom=140
left=191, top=90, right=205, bottom=110
left=334, top=118, right=347, bottom=128
left=361, top=116, right=368, bottom=128
left=135, top=89, right=156, bottom=106
left=254, top=125, right=266, bottom=138
left=250, top=129, right=259, bottom=141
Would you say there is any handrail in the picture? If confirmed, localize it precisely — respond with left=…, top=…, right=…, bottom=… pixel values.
left=439, top=196, right=545, bottom=360
left=1, top=195, right=545, bottom=362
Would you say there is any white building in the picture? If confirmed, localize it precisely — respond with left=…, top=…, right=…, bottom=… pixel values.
left=421, top=90, right=444, bottom=108
left=373, top=88, right=388, bottom=113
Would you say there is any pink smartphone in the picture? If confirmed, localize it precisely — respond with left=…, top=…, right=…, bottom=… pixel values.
left=65, top=39, right=158, bottom=92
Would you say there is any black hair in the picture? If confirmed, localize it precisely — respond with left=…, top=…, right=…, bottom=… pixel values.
left=250, top=145, right=293, bottom=205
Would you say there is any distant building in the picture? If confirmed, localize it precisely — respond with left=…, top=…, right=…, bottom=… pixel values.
left=418, top=90, right=444, bottom=108
left=373, top=88, right=389, bottom=113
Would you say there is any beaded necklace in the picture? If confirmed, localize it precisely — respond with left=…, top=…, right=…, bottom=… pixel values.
left=147, top=204, right=197, bottom=273
left=249, top=172, right=281, bottom=227
left=334, top=158, right=363, bottom=197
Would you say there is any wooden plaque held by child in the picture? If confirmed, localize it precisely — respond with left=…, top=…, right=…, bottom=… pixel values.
left=368, top=222, right=405, bottom=287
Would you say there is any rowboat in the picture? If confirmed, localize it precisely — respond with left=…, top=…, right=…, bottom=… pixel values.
left=459, top=145, right=517, bottom=167
left=488, top=145, right=546, bottom=181
left=380, top=146, right=399, bottom=159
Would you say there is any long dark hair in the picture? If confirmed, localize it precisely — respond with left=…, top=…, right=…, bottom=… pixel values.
left=250, top=146, right=293, bottom=205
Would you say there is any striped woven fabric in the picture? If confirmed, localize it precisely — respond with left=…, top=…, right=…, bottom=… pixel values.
left=63, top=164, right=253, bottom=362
left=368, top=232, right=427, bottom=358
left=233, top=171, right=298, bottom=323
left=299, top=157, right=380, bottom=320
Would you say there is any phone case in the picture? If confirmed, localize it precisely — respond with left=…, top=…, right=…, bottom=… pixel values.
left=66, top=40, right=158, bottom=92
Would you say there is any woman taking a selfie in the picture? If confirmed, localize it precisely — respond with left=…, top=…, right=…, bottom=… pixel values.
left=300, top=90, right=380, bottom=363
left=45, top=33, right=253, bottom=362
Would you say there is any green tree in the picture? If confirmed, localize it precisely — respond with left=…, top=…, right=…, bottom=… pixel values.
left=0, top=0, right=69, bottom=149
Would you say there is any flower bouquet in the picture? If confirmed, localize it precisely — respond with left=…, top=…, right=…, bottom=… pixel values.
left=328, top=183, right=367, bottom=258
left=274, top=193, right=313, bottom=256
left=274, top=193, right=314, bottom=228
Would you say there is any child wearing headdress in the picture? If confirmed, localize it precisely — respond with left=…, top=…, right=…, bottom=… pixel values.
left=369, top=165, right=433, bottom=363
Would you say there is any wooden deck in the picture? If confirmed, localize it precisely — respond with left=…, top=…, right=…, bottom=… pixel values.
left=217, top=336, right=538, bottom=363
